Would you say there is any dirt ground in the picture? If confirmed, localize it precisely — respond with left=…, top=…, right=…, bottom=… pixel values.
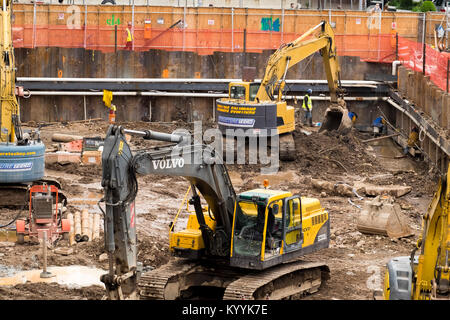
left=0, top=119, right=439, bottom=300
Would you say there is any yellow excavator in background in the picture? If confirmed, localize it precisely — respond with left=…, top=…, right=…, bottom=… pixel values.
left=100, top=125, right=331, bottom=300
left=380, top=164, right=449, bottom=300
left=215, top=21, right=351, bottom=161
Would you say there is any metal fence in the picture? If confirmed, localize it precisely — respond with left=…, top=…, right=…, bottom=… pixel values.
left=11, top=4, right=446, bottom=62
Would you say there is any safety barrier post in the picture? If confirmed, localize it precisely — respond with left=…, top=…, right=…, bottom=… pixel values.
left=281, top=6, right=285, bottom=44
left=115, top=25, right=117, bottom=53
left=183, top=0, right=186, bottom=51
left=395, top=32, right=398, bottom=60
left=231, top=7, right=234, bottom=52
left=423, top=42, right=426, bottom=75
left=32, top=0, right=36, bottom=48
left=132, top=0, right=135, bottom=51
left=84, top=3, right=87, bottom=49
left=447, top=58, right=449, bottom=93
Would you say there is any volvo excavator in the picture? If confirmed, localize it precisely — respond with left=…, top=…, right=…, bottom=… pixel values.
left=215, top=21, right=351, bottom=161
left=379, top=164, right=449, bottom=300
left=0, top=0, right=65, bottom=207
left=99, top=125, right=331, bottom=300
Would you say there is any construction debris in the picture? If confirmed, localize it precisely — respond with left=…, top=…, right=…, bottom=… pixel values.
left=51, top=133, right=84, bottom=143
left=54, top=247, right=74, bottom=256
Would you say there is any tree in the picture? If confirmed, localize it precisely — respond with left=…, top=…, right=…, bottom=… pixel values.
left=419, top=1, right=437, bottom=11
left=399, top=0, right=413, bottom=9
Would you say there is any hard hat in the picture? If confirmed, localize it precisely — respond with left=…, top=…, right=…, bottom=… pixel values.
left=307, top=89, right=312, bottom=94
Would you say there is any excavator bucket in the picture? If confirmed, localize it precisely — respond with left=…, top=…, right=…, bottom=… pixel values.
left=319, top=101, right=352, bottom=134
left=356, top=196, right=414, bottom=239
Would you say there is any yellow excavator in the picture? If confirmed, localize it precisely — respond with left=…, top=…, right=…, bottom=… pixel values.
left=215, top=21, right=350, bottom=161
left=99, top=125, right=331, bottom=299
left=380, top=164, right=449, bottom=300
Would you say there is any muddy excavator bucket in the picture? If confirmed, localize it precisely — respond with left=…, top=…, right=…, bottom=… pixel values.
left=356, top=196, right=414, bottom=239
left=319, top=100, right=352, bottom=134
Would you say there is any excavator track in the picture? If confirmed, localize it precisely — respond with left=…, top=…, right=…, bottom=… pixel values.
left=139, top=259, right=199, bottom=300
left=138, top=259, right=329, bottom=300
left=0, top=177, right=67, bottom=208
left=223, top=260, right=329, bottom=300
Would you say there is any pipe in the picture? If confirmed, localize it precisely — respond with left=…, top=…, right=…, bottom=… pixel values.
left=81, top=209, right=90, bottom=242
left=385, top=98, right=450, bottom=157
left=392, top=60, right=401, bottom=76
left=27, top=90, right=388, bottom=100
left=74, top=211, right=81, bottom=242
left=67, top=213, right=75, bottom=246
left=17, top=77, right=384, bottom=85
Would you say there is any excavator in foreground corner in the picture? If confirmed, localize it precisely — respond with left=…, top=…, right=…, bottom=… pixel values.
left=378, top=164, right=449, bottom=300
left=215, top=21, right=351, bottom=161
left=99, top=125, right=330, bottom=300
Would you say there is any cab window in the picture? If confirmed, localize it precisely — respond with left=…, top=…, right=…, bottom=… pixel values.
left=230, top=86, right=246, bottom=100
left=249, top=83, right=260, bottom=101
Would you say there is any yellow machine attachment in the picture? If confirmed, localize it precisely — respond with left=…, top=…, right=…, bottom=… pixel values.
left=381, top=164, right=450, bottom=300
left=356, top=195, right=414, bottom=239
left=170, top=213, right=217, bottom=259
left=0, top=0, right=21, bottom=143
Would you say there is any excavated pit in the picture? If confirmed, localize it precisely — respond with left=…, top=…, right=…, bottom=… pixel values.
left=0, top=120, right=439, bottom=300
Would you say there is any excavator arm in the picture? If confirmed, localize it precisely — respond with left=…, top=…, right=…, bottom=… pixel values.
left=383, top=165, right=450, bottom=300
left=0, top=0, right=22, bottom=143
left=100, top=125, right=238, bottom=299
left=256, top=21, right=341, bottom=103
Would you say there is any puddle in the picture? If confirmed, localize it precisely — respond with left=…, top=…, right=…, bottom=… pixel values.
left=0, top=265, right=106, bottom=289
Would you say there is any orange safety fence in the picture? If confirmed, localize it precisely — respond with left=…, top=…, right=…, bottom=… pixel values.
left=398, top=36, right=450, bottom=92
left=12, top=24, right=398, bottom=62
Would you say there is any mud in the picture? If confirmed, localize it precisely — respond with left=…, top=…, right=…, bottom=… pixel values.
left=0, top=120, right=439, bottom=300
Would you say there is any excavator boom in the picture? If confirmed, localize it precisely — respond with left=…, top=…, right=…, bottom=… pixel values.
left=256, top=21, right=341, bottom=103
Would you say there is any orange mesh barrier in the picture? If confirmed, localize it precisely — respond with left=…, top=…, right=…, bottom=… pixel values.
left=398, top=36, right=450, bottom=92
left=12, top=24, right=398, bottom=62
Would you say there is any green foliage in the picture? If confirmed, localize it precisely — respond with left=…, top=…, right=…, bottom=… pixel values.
left=419, top=0, right=437, bottom=11
left=399, top=0, right=413, bottom=9
left=388, top=0, right=400, bottom=7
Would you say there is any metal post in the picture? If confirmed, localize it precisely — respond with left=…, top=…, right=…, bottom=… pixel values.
left=32, top=0, right=37, bottom=48
left=40, top=230, right=53, bottom=278
left=243, top=28, right=247, bottom=67
left=132, top=0, right=135, bottom=51
left=231, top=7, right=234, bottom=52
left=447, top=58, right=449, bottom=93
left=183, top=0, right=187, bottom=51
left=422, top=14, right=426, bottom=75
left=115, top=25, right=118, bottom=53
left=281, top=7, right=285, bottom=44
left=423, top=42, right=426, bottom=75
left=83, top=95, right=87, bottom=120
left=395, top=32, right=398, bottom=61
left=84, top=4, right=87, bottom=49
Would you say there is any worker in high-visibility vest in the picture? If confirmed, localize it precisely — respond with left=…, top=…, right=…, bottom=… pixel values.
left=125, top=22, right=134, bottom=50
left=302, top=89, right=313, bottom=127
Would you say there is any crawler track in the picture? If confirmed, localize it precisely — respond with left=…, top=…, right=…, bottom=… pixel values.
left=138, top=259, right=329, bottom=300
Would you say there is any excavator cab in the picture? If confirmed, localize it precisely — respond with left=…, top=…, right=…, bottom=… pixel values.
left=230, top=189, right=328, bottom=270
left=228, top=82, right=260, bottom=102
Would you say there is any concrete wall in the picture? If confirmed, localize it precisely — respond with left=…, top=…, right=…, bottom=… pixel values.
left=16, top=47, right=390, bottom=122
left=397, top=65, right=450, bottom=133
